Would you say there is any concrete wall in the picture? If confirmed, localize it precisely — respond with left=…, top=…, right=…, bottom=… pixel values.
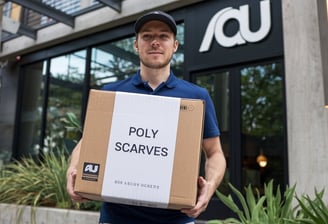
left=282, top=0, right=328, bottom=197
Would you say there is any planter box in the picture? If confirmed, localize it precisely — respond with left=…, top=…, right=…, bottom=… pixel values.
left=0, top=203, right=209, bottom=224
left=0, top=203, right=99, bottom=224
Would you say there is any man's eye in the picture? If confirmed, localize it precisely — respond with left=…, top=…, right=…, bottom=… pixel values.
left=160, top=35, right=169, bottom=40
left=142, top=35, right=152, bottom=41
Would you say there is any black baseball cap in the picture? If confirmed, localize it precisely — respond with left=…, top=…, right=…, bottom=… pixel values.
left=134, top=11, right=177, bottom=35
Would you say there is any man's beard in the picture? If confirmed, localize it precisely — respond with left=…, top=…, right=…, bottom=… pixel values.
left=140, top=57, right=171, bottom=69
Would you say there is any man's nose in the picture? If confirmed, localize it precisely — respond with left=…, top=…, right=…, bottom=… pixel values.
left=151, top=36, right=160, bottom=46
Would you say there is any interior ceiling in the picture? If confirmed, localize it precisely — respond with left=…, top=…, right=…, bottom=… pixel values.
left=0, top=0, right=122, bottom=43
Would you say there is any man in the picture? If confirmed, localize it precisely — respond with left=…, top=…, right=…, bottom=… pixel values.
left=66, top=10, right=226, bottom=224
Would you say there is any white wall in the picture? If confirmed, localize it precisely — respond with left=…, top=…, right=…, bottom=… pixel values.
left=282, top=0, right=328, bottom=198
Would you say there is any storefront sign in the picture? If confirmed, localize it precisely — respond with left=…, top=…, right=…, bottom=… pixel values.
left=200, top=0, right=271, bottom=51
left=185, top=0, right=283, bottom=71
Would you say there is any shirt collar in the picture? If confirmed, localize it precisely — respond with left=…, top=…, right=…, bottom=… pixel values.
left=132, top=70, right=178, bottom=89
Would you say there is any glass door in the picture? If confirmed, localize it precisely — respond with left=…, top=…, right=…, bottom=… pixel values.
left=16, top=50, right=87, bottom=158
left=194, top=71, right=231, bottom=194
left=193, top=71, right=234, bottom=220
left=192, top=60, right=287, bottom=220
left=240, top=63, right=286, bottom=192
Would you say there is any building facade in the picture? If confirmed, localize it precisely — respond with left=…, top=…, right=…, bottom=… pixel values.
left=0, top=0, right=327, bottom=220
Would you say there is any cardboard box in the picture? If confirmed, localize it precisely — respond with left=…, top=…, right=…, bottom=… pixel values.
left=74, top=90, right=204, bottom=209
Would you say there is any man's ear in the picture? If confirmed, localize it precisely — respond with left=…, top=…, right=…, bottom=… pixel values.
left=134, top=40, right=138, bottom=52
left=173, top=40, right=179, bottom=52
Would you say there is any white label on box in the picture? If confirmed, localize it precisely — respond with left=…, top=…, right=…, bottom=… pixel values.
left=102, top=92, right=180, bottom=208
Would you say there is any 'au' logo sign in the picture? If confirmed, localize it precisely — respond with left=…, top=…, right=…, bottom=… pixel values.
left=199, top=0, right=271, bottom=51
left=84, top=163, right=99, bottom=174
left=82, top=162, right=100, bottom=181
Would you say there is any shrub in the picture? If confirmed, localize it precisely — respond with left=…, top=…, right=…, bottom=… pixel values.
left=0, top=149, right=72, bottom=208
left=292, top=189, right=328, bottom=224
left=208, top=180, right=296, bottom=224
left=0, top=112, right=101, bottom=211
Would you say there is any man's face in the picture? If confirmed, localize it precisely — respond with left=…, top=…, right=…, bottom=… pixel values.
left=134, top=20, right=178, bottom=69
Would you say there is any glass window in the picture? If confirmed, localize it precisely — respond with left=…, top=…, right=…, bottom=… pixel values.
left=193, top=62, right=285, bottom=195
left=46, top=50, right=86, bottom=153
left=17, top=50, right=86, bottom=157
left=17, top=61, right=46, bottom=157
left=194, top=72, right=230, bottom=194
left=172, top=24, right=184, bottom=78
left=91, top=37, right=139, bottom=88
left=241, top=63, right=285, bottom=191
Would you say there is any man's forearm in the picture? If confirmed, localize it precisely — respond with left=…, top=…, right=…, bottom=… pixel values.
left=205, top=150, right=226, bottom=197
left=66, top=140, right=82, bottom=177
left=203, top=137, right=226, bottom=198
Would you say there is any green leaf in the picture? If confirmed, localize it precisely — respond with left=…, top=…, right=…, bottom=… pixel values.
left=280, top=184, right=296, bottom=219
left=245, top=184, right=256, bottom=216
left=296, top=196, right=319, bottom=223
left=250, top=195, right=266, bottom=223
left=229, top=183, right=250, bottom=221
left=215, top=190, right=248, bottom=223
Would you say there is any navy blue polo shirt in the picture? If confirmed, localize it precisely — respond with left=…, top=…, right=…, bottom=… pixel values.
left=99, top=70, right=220, bottom=224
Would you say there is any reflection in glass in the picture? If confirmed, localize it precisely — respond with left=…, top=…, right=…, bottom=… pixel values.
left=241, top=63, right=284, bottom=191
left=47, top=50, right=85, bottom=153
left=195, top=72, right=230, bottom=194
left=17, top=62, right=46, bottom=156
left=91, top=37, right=139, bottom=88
left=172, top=24, right=184, bottom=79
left=193, top=63, right=285, bottom=194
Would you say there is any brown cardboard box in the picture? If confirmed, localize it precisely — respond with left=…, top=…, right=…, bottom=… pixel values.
left=74, top=90, right=204, bottom=209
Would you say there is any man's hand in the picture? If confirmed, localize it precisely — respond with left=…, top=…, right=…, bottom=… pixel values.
left=180, top=176, right=210, bottom=218
left=66, top=167, right=88, bottom=203
left=66, top=140, right=88, bottom=203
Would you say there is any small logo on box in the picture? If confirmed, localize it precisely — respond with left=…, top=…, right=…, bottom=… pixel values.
left=180, top=104, right=194, bottom=111
left=82, top=162, right=100, bottom=182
